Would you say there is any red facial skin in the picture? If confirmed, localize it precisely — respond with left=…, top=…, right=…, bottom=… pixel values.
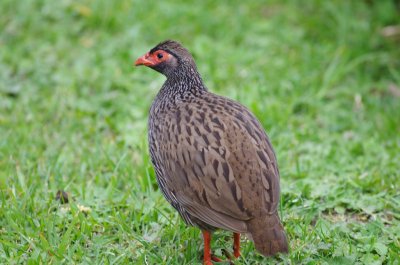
left=134, top=50, right=170, bottom=67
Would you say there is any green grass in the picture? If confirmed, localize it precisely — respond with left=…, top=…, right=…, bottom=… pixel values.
left=1, top=0, right=400, bottom=264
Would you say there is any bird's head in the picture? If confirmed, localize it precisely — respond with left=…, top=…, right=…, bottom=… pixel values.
left=134, top=40, right=196, bottom=77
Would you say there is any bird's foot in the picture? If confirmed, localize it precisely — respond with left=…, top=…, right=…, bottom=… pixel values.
left=211, top=254, right=223, bottom=262
left=221, top=249, right=236, bottom=264
left=203, top=251, right=234, bottom=264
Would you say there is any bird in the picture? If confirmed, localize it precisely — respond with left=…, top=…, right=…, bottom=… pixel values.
left=135, top=40, right=288, bottom=264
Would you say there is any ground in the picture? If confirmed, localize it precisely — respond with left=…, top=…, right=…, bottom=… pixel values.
left=0, top=0, right=399, bottom=264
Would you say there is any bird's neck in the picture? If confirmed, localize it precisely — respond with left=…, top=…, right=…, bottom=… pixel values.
left=162, top=64, right=207, bottom=97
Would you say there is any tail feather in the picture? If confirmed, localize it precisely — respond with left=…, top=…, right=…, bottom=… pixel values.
left=247, top=214, right=288, bottom=256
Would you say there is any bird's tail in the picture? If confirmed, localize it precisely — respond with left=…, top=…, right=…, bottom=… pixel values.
left=247, top=213, right=288, bottom=256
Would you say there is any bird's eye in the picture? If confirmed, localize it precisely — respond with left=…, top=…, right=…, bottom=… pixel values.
left=157, top=53, right=163, bottom=59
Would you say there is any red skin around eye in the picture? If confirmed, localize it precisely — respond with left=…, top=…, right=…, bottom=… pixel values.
left=134, top=50, right=170, bottom=67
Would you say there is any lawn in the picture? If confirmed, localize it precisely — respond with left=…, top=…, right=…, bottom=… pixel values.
left=1, top=0, right=399, bottom=264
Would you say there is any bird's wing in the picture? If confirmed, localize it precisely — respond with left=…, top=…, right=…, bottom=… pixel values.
left=157, top=96, right=280, bottom=231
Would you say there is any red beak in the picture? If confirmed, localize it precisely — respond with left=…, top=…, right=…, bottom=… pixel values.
left=134, top=52, right=156, bottom=67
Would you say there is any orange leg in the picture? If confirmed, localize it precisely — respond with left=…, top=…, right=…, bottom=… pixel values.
left=202, top=231, right=223, bottom=265
left=202, top=231, right=212, bottom=265
left=233, top=233, right=241, bottom=258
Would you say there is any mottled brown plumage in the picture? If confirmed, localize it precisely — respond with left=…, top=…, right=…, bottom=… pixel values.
left=135, top=40, right=288, bottom=263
